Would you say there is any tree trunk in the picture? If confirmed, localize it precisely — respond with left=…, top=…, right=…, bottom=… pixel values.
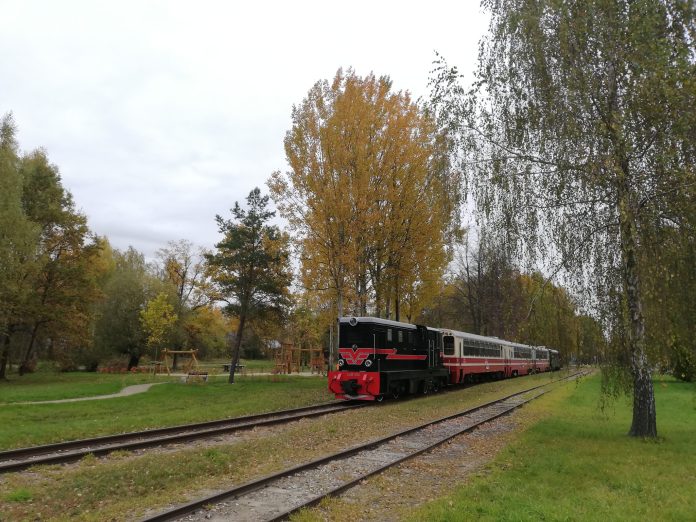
left=19, top=322, right=40, bottom=376
left=229, top=315, right=246, bottom=384
left=618, top=184, right=657, bottom=438
left=0, top=331, right=11, bottom=380
left=127, top=354, right=140, bottom=370
left=394, top=276, right=400, bottom=322
left=333, top=288, right=344, bottom=370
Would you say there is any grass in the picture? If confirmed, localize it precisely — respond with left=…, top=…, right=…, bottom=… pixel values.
left=4, top=488, right=33, bottom=502
left=0, top=375, right=332, bottom=449
left=0, top=358, right=280, bottom=404
left=0, top=372, right=569, bottom=521
left=410, top=375, right=696, bottom=521
left=0, top=370, right=176, bottom=404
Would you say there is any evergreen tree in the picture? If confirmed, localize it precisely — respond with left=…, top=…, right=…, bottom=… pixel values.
left=206, top=188, right=292, bottom=383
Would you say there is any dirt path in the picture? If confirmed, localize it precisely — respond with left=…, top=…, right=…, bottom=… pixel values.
left=12, top=382, right=165, bottom=405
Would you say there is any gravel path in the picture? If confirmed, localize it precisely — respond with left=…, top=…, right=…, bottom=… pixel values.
left=11, top=382, right=165, bottom=405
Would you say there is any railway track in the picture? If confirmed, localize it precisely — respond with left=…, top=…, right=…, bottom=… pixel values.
left=0, top=402, right=365, bottom=473
left=141, top=371, right=586, bottom=522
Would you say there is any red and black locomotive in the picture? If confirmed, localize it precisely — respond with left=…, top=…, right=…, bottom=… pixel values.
left=328, top=317, right=450, bottom=400
left=328, top=316, right=560, bottom=401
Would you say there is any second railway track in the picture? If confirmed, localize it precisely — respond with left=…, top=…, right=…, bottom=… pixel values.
left=141, top=371, right=587, bottom=522
left=0, top=402, right=365, bottom=473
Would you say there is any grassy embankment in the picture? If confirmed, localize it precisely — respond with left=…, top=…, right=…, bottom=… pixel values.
left=0, top=372, right=332, bottom=449
left=0, top=372, right=566, bottom=521
left=410, top=374, right=696, bottom=521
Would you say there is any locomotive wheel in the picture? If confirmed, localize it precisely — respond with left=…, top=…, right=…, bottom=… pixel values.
left=420, top=381, right=430, bottom=395
left=391, top=387, right=401, bottom=399
left=375, top=394, right=385, bottom=402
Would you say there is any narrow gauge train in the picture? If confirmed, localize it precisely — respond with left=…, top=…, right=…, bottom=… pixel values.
left=328, top=316, right=561, bottom=401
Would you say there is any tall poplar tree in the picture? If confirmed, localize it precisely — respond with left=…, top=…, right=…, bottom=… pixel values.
left=270, top=69, right=458, bottom=326
left=206, top=188, right=292, bottom=383
left=431, top=0, right=696, bottom=437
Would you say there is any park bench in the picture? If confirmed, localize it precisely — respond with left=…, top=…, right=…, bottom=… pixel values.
left=185, top=371, right=209, bottom=383
left=222, top=364, right=246, bottom=375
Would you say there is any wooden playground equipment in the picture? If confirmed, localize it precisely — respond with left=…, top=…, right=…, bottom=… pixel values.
left=152, top=349, right=207, bottom=381
left=273, top=342, right=326, bottom=375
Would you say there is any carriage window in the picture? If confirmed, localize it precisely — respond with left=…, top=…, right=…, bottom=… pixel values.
left=443, top=336, right=455, bottom=355
left=464, top=342, right=479, bottom=356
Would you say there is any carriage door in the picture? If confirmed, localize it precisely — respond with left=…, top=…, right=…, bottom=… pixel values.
left=503, top=344, right=510, bottom=377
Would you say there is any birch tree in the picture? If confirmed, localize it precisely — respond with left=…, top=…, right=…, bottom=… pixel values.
left=431, top=0, right=696, bottom=437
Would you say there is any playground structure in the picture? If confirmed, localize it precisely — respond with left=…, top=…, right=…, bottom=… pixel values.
left=273, top=342, right=326, bottom=375
left=152, top=349, right=200, bottom=376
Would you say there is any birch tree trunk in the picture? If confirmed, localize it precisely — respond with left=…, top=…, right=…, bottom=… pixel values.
left=618, top=180, right=657, bottom=438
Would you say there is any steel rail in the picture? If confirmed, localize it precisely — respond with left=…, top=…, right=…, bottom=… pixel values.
left=0, top=402, right=365, bottom=473
left=140, top=371, right=586, bottom=522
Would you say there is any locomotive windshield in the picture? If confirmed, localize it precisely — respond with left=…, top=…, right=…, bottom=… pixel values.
left=339, top=324, right=373, bottom=348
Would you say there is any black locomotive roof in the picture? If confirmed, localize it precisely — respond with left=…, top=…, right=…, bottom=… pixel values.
left=339, top=316, right=438, bottom=331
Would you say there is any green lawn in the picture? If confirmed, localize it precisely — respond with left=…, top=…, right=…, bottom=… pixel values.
left=0, top=374, right=332, bottom=449
left=411, top=375, right=696, bottom=521
left=0, top=370, right=178, bottom=404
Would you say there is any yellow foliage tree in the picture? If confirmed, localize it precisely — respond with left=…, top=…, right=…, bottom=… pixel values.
left=139, top=292, right=178, bottom=359
left=270, top=69, right=456, bottom=323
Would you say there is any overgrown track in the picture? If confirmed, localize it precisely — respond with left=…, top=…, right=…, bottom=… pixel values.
left=141, top=371, right=586, bottom=522
left=0, top=402, right=365, bottom=473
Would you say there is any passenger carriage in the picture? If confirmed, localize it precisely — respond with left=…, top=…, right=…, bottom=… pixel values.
left=533, top=345, right=551, bottom=373
left=441, top=329, right=508, bottom=383
left=549, top=348, right=561, bottom=371
left=506, top=341, right=535, bottom=376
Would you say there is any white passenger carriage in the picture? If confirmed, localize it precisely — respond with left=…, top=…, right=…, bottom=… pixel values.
left=440, top=329, right=548, bottom=383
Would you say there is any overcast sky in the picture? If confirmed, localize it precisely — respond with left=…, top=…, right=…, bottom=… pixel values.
left=1, top=1, right=488, bottom=258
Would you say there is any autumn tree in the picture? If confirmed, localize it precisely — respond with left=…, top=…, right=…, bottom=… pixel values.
left=157, top=239, right=210, bottom=313
left=93, top=247, right=153, bottom=369
left=0, top=114, right=38, bottom=379
left=431, top=0, right=696, bottom=437
left=15, top=150, right=101, bottom=374
left=270, top=69, right=458, bottom=332
left=206, top=188, right=292, bottom=383
left=0, top=115, right=101, bottom=376
left=140, top=292, right=178, bottom=361
left=156, top=239, right=213, bottom=365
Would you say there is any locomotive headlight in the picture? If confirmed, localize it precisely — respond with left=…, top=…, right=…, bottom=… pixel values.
left=349, top=316, right=358, bottom=326
left=338, top=359, right=345, bottom=366
left=364, top=359, right=373, bottom=367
